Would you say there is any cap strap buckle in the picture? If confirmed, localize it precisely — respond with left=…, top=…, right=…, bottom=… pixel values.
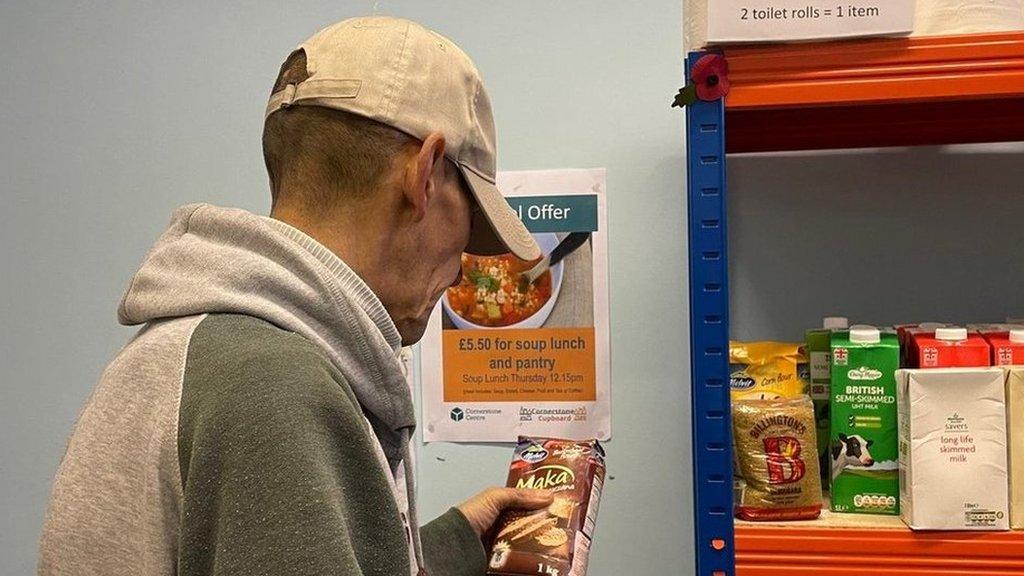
left=280, top=84, right=298, bottom=108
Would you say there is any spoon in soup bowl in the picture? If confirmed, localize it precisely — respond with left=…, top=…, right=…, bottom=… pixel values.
left=517, top=232, right=591, bottom=293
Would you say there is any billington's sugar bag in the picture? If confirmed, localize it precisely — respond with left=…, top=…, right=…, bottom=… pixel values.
left=732, top=396, right=822, bottom=521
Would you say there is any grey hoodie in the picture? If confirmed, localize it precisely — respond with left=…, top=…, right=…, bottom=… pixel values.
left=39, top=204, right=485, bottom=576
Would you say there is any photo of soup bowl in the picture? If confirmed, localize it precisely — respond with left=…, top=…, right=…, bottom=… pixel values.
left=443, top=233, right=564, bottom=330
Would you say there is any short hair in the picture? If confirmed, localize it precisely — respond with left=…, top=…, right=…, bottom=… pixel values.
left=262, top=49, right=415, bottom=211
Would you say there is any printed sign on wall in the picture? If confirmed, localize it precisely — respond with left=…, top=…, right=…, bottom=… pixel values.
left=707, top=0, right=914, bottom=43
left=420, top=168, right=610, bottom=442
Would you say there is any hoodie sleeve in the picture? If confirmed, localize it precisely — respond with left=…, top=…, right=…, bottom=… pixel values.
left=177, top=314, right=412, bottom=576
left=421, top=508, right=487, bottom=576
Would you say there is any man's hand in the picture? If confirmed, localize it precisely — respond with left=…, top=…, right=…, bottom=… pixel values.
left=457, top=487, right=554, bottom=537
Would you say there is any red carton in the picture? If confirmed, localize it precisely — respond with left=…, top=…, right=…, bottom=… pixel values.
left=912, top=327, right=991, bottom=368
left=897, top=323, right=948, bottom=368
left=978, top=327, right=1024, bottom=366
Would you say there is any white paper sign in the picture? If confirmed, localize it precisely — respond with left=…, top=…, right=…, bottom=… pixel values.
left=707, top=0, right=915, bottom=43
left=420, top=169, right=610, bottom=443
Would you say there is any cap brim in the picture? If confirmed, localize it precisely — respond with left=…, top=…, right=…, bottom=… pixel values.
left=458, top=163, right=542, bottom=261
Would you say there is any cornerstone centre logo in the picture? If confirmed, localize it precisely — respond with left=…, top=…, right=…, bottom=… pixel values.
left=450, top=407, right=464, bottom=422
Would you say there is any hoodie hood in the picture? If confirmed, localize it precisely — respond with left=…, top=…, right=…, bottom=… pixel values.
left=119, top=204, right=416, bottom=446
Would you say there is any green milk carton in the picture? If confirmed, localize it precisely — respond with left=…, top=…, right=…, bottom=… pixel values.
left=830, top=325, right=900, bottom=515
left=806, top=317, right=849, bottom=485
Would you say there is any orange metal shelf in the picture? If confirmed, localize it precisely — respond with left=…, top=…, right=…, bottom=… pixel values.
left=736, top=524, right=1024, bottom=576
left=721, top=32, right=1024, bottom=152
left=707, top=29, right=1024, bottom=576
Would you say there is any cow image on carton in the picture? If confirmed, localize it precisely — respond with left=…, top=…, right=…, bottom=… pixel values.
left=830, top=325, right=900, bottom=515
left=911, top=327, right=991, bottom=368
left=1006, top=368, right=1024, bottom=530
left=897, top=368, right=1009, bottom=530
left=832, top=433, right=875, bottom=479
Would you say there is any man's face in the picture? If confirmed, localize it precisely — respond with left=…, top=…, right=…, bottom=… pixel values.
left=393, top=163, right=474, bottom=345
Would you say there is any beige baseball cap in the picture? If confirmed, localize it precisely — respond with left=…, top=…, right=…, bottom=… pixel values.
left=265, top=16, right=541, bottom=261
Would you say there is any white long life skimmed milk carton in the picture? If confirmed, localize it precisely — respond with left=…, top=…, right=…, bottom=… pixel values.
left=897, top=368, right=1009, bottom=530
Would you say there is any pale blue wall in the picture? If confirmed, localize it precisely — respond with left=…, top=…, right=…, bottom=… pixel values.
left=1, top=2, right=691, bottom=574
left=10, top=3, right=1018, bottom=575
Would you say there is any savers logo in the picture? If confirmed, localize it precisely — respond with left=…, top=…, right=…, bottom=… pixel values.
left=945, top=412, right=969, bottom=432
left=515, top=465, right=576, bottom=490
left=848, top=367, right=883, bottom=381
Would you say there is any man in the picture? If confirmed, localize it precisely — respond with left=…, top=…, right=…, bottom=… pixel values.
left=39, top=16, right=550, bottom=576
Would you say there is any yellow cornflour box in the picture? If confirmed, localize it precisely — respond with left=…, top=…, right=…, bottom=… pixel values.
left=729, top=341, right=808, bottom=401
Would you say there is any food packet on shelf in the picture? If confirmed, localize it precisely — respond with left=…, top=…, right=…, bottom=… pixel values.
left=732, top=396, right=823, bottom=521
left=729, top=341, right=809, bottom=400
left=487, top=437, right=606, bottom=576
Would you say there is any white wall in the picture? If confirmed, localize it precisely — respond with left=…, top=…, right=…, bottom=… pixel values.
left=0, top=2, right=690, bottom=575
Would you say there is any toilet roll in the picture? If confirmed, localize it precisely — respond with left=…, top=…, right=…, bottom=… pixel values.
left=915, top=0, right=1024, bottom=35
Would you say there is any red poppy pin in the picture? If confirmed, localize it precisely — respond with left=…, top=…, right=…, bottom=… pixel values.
left=672, top=53, right=730, bottom=108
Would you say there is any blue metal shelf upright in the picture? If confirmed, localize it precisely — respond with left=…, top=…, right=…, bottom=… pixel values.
left=686, top=50, right=733, bottom=576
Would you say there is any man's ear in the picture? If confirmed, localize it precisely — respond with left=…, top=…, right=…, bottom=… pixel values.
left=403, top=131, right=446, bottom=222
